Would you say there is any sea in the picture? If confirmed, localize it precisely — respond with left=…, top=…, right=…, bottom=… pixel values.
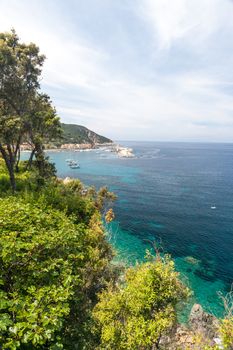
left=23, top=142, right=233, bottom=318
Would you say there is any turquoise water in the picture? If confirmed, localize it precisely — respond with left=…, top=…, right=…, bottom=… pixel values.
left=22, top=142, right=233, bottom=317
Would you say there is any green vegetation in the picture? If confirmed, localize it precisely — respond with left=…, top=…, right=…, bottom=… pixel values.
left=60, top=123, right=112, bottom=145
left=220, top=318, right=233, bottom=349
left=0, top=29, right=61, bottom=192
left=0, top=177, right=115, bottom=349
left=93, top=255, right=189, bottom=349
left=0, top=30, right=232, bottom=349
left=218, top=289, right=233, bottom=350
left=0, top=164, right=232, bottom=349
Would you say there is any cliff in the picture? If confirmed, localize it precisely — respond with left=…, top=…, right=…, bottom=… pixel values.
left=60, top=123, right=112, bottom=145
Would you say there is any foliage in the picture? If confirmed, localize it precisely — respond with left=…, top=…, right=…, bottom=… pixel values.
left=21, top=180, right=115, bottom=226
left=0, top=29, right=46, bottom=191
left=0, top=30, right=60, bottom=191
left=0, top=158, right=48, bottom=194
left=0, top=190, right=114, bottom=349
left=218, top=285, right=233, bottom=349
left=24, top=93, right=62, bottom=175
left=220, top=318, right=233, bottom=349
left=93, top=255, right=190, bottom=350
left=105, top=208, right=115, bottom=223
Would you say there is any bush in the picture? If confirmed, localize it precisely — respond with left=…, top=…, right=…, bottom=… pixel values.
left=93, top=255, right=189, bottom=350
left=0, top=173, right=11, bottom=192
left=220, top=318, right=233, bottom=349
left=0, top=196, right=113, bottom=349
left=0, top=160, right=40, bottom=195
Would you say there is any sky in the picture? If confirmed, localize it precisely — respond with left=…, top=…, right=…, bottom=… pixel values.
left=1, top=0, right=233, bottom=142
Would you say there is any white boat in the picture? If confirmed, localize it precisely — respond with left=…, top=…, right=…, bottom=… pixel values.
left=70, top=164, right=80, bottom=169
left=211, top=206, right=216, bottom=210
left=68, top=160, right=80, bottom=169
left=66, top=159, right=78, bottom=166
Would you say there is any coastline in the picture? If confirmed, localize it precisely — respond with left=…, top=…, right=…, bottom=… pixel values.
left=21, top=142, right=135, bottom=158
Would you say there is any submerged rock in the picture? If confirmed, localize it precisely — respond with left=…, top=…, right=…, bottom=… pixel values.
left=184, top=256, right=201, bottom=265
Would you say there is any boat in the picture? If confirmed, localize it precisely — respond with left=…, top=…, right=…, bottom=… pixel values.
left=68, top=160, right=80, bottom=169
left=65, top=159, right=80, bottom=168
left=211, top=206, right=216, bottom=210
left=70, top=160, right=78, bottom=165
left=66, top=159, right=78, bottom=166
left=70, top=164, right=80, bottom=169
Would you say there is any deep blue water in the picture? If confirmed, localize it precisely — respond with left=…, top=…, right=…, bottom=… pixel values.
left=23, top=142, right=233, bottom=317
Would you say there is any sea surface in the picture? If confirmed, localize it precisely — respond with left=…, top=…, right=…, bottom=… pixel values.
left=23, top=142, right=233, bottom=318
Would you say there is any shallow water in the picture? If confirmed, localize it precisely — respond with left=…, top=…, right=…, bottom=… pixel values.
left=23, top=142, right=233, bottom=317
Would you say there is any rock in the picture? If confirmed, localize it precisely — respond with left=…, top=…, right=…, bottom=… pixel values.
left=116, top=146, right=134, bottom=158
left=63, top=177, right=72, bottom=185
left=159, top=325, right=196, bottom=350
left=159, top=305, right=221, bottom=349
left=213, top=337, right=224, bottom=349
left=184, top=256, right=201, bottom=265
left=189, top=304, right=219, bottom=339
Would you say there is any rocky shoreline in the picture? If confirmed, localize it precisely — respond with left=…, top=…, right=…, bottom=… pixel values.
left=20, top=142, right=135, bottom=158
left=159, top=304, right=223, bottom=349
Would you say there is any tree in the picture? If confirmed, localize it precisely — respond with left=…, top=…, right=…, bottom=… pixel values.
left=93, top=255, right=189, bottom=350
left=0, top=29, right=45, bottom=191
left=0, top=111, right=22, bottom=191
left=25, top=93, right=61, bottom=176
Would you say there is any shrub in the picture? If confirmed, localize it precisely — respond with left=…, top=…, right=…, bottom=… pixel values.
left=93, top=256, right=189, bottom=350
left=220, top=318, right=233, bottom=349
left=0, top=173, right=11, bottom=192
left=0, top=196, right=113, bottom=349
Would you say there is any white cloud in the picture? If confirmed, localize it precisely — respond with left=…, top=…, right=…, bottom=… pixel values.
left=139, top=0, right=232, bottom=50
left=55, top=73, right=233, bottom=141
left=0, top=0, right=233, bottom=141
left=0, top=1, right=108, bottom=88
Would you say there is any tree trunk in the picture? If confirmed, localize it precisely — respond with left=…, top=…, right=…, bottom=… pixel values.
left=14, top=136, right=21, bottom=173
left=7, top=162, right=16, bottom=193
left=25, top=148, right=35, bottom=171
left=15, top=147, right=21, bottom=173
left=34, top=143, right=45, bottom=176
left=0, top=143, right=16, bottom=193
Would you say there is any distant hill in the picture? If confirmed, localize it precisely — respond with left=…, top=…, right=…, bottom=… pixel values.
left=60, top=123, right=112, bottom=145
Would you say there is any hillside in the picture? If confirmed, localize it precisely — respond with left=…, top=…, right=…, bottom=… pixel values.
left=61, top=123, right=112, bottom=144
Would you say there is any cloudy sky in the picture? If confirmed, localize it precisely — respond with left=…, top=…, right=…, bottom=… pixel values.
left=1, top=0, right=233, bottom=142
